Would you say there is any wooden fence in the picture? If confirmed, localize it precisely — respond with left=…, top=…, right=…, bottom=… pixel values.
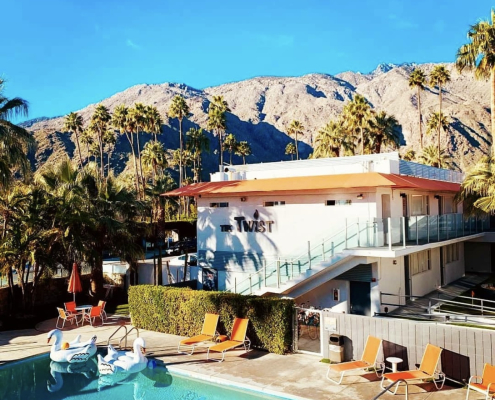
left=321, top=311, right=492, bottom=383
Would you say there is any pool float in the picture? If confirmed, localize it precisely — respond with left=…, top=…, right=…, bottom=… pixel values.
left=47, top=329, right=97, bottom=363
left=98, top=337, right=147, bottom=375
left=47, top=359, right=97, bottom=392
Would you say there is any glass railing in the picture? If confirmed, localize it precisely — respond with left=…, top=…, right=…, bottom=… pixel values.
left=232, top=214, right=489, bottom=294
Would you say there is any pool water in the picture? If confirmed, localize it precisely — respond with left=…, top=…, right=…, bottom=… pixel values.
left=0, top=354, right=287, bottom=400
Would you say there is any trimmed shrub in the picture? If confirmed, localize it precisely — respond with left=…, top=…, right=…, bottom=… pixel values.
left=128, top=285, right=294, bottom=354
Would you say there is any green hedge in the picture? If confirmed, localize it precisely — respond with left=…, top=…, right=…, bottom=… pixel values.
left=128, top=286, right=294, bottom=354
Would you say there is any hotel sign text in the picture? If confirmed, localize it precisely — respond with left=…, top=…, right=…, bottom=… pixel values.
left=220, top=210, right=274, bottom=233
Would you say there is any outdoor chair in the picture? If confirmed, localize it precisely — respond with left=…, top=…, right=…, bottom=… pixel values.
left=380, top=343, right=445, bottom=395
left=327, top=335, right=384, bottom=384
left=64, top=301, right=83, bottom=320
left=56, top=307, right=79, bottom=329
left=98, top=300, right=107, bottom=321
left=178, top=313, right=219, bottom=355
left=207, top=317, right=250, bottom=362
left=83, top=306, right=103, bottom=327
left=466, top=363, right=495, bottom=400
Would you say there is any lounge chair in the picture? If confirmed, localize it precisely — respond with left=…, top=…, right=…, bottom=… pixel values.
left=98, top=300, right=107, bottom=321
left=207, top=317, right=250, bottom=362
left=380, top=343, right=445, bottom=395
left=327, top=335, right=384, bottom=384
left=466, top=363, right=495, bottom=400
left=56, top=307, right=80, bottom=329
left=178, top=313, right=219, bottom=355
left=64, top=301, right=83, bottom=318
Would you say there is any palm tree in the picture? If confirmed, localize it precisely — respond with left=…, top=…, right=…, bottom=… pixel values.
left=342, top=95, right=372, bottom=155
left=223, top=133, right=238, bottom=165
left=418, top=145, right=450, bottom=168
left=103, top=129, right=116, bottom=175
left=287, top=120, right=304, bottom=160
left=313, top=121, right=344, bottom=158
left=402, top=149, right=416, bottom=161
left=112, top=105, right=140, bottom=194
left=285, top=142, right=296, bottom=160
left=89, top=104, right=111, bottom=178
left=458, top=156, right=495, bottom=214
left=430, top=65, right=451, bottom=147
left=207, top=96, right=230, bottom=167
left=64, top=112, right=84, bottom=169
left=129, top=103, right=147, bottom=190
left=186, top=127, right=209, bottom=182
left=145, top=105, right=163, bottom=142
left=168, top=96, right=190, bottom=187
left=235, top=141, right=252, bottom=164
left=426, top=112, right=450, bottom=155
left=0, top=79, right=34, bottom=188
left=368, top=111, right=400, bottom=154
left=456, top=9, right=495, bottom=156
left=142, top=141, right=167, bottom=184
left=408, top=68, right=427, bottom=149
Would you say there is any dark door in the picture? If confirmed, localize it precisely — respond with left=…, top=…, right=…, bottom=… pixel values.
left=349, top=281, right=371, bottom=316
left=404, top=255, right=411, bottom=297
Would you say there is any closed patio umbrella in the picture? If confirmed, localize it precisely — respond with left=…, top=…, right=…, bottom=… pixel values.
left=68, top=263, right=82, bottom=302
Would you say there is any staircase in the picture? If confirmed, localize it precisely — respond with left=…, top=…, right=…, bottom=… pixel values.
left=232, top=223, right=370, bottom=297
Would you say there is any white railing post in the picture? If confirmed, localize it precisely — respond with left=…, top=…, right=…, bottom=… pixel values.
left=427, top=215, right=430, bottom=243
left=277, top=258, right=280, bottom=288
left=291, top=259, right=294, bottom=279
left=249, top=275, right=252, bottom=294
left=416, top=216, right=419, bottom=245
left=388, top=218, right=392, bottom=251
left=402, top=217, right=406, bottom=248
left=263, top=259, right=267, bottom=287
left=234, top=277, right=237, bottom=294
left=345, top=219, right=348, bottom=248
left=357, top=221, right=361, bottom=247
left=308, top=241, right=312, bottom=270
left=322, top=239, right=325, bottom=261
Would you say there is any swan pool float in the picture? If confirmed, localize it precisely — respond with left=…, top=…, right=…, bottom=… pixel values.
left=47, top=359, right=97, bottom=392
left=98, top=337, right=148, bottom=375
left=47, top=329, right=97, bottom=363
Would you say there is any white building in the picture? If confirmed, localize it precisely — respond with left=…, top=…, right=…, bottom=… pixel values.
left=164, top=153, right=490, bottom=316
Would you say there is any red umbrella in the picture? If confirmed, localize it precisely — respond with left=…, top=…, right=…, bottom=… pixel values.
left=68, top=263, right=82, bottom=302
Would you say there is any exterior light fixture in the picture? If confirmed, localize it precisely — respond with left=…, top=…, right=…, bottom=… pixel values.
left=434, top=195, right=440, bottom=199
left=356, top=194, right=363, bottom=199
left=400, top=193, right=406, bottom=198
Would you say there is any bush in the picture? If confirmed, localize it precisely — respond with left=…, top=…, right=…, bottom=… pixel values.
left=128, top=286, right=294, bottom=354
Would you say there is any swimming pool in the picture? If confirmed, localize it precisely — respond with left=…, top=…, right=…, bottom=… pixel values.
left=0, top=354, right=288, bottom=400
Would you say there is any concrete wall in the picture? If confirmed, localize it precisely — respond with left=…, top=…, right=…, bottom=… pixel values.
left=444, top=243, right=465, bottom=284
left=295, top=279, right=349, bottom=313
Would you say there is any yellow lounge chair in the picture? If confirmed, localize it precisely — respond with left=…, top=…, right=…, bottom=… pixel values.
left=178, top=313, right=219, bottom=355
left=466, top=363, right=495, bottom=400
left=327, top=335, right=384, bottom=384
left=380, top=343, right=445, bottom=395
left=207, top=317, right=250, bottom=362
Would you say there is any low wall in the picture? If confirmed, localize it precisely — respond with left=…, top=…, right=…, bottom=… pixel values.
left=319, top=311, right=494, bottom=384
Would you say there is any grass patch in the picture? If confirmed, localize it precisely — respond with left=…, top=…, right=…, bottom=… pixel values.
left=112, top=304, right=129, bottom=316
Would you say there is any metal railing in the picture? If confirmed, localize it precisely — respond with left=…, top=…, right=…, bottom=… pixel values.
left=399, top=160, right=464, bottom=183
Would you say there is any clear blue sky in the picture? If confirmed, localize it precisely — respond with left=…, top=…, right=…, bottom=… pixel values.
left=3, top=0, right=495, bottom=121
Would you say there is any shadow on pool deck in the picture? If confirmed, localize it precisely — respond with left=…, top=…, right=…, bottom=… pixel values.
left=0, top=316, right=469, bottom=400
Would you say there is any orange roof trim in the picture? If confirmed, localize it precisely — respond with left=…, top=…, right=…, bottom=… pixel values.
left=162, top=172, right=460, bottom=197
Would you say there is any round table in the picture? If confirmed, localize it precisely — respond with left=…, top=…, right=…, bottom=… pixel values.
left=386, top=356, right=403, bottom=373
left=75, top=305, right=92, bottom=325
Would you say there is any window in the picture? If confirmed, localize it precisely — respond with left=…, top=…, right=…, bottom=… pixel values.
left=326, top=200, right=352, bottom=206
left=410, top=195, right=429, bottom=216
left=210, top=202, right=229, bottom=208
left=445, top=243, right=459, bottom=264
left=264, top=201, right=285, bottom=207
left=409, top=250, right=431, bottom=276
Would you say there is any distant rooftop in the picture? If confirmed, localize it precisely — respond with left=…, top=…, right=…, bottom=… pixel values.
left=211, top=152, right=464, bottom=184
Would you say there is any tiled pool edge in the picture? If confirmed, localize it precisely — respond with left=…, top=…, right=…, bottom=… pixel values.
left=166, top=365, right=310, bottom=400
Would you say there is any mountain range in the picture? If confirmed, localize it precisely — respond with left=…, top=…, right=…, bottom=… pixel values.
left=22, top=62, right=491, bottom=178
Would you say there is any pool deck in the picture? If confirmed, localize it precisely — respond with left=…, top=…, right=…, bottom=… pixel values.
left=0, top=315, right=469, bottom=400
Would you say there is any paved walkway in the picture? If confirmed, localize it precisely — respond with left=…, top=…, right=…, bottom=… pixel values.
left=0, top=314, right=471, bottom=400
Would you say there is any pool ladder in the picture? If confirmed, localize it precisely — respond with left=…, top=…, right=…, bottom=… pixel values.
left=107, top=324, right=139, bottom=350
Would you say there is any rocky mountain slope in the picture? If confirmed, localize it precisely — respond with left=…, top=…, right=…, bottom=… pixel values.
left=23, top=62, right=491, bottom=176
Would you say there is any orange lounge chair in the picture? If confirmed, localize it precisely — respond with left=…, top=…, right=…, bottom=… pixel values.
left=380, top=343, right=445, bottom=395
left=327, top=336, right=384, bottom=384
left=98, top=300, right=107, bottom=321
left=56, top=307, right=80, bottom=329
left=207, top=317, right=250, bottom=362
left=83, top=306, right=103, bottom=327
left=466, top=363, right=495, bottom=400
left=178, top=313, right=220, bottom=355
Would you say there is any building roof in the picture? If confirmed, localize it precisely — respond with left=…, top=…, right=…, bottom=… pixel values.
left=162, top=173, right=461, bottom=197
